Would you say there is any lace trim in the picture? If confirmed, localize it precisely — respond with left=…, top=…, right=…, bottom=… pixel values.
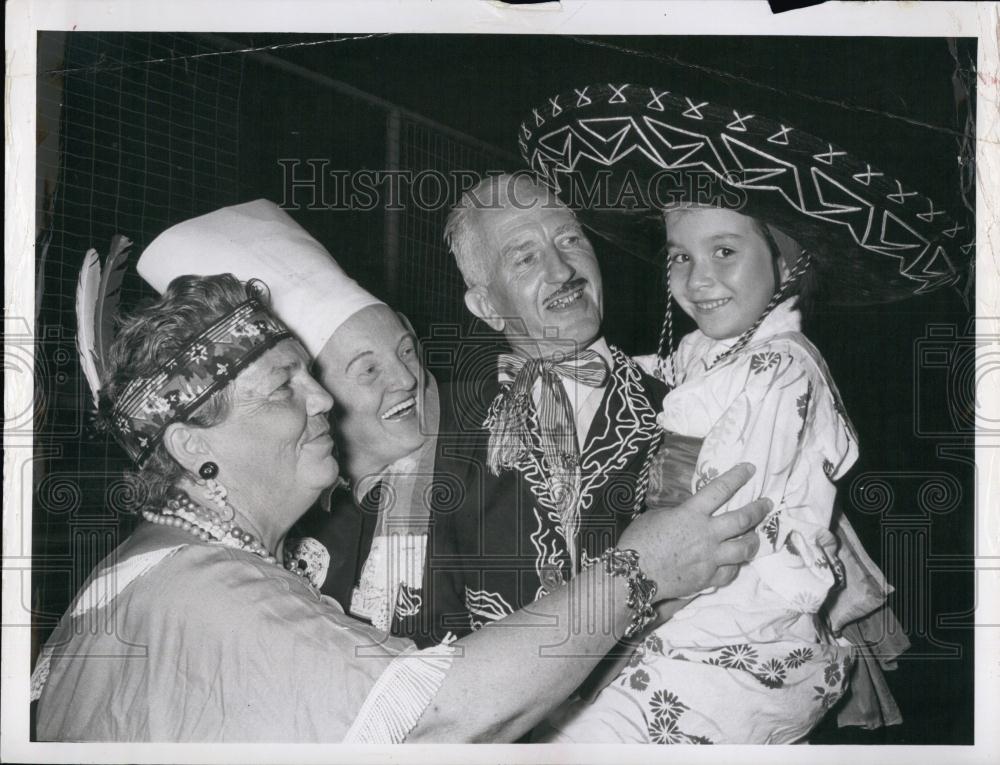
left=29, top=646, right=54, bottom=702
left=351, top=533, right=427, bottom=632
left=283, top=536, right=331, bottom=589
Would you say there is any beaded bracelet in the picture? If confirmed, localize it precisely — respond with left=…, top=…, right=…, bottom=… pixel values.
left=586, top=547, right=658, bottom=639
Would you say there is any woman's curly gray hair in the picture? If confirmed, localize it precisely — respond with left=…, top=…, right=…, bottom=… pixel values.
left=100, top=273, right=249, bottom=513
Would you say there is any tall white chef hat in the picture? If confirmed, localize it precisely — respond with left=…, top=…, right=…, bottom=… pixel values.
left=137, top=199, right=384, bottom=356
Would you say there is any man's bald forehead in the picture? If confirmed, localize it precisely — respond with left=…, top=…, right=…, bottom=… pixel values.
left=445, top=172, right=575, bottom=287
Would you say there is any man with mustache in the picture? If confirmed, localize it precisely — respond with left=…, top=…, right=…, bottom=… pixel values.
left=283, top=179, right=760, bottom=648
left=422, top=173, right=674, bottom=639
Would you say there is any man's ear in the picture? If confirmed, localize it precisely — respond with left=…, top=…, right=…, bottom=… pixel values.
left=162, top=421, right=212, bottom=476
left=464, top=286, right=505, bottom=332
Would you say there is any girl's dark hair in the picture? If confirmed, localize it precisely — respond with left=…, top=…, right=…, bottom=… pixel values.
left=754, top=218, right=819, bottom=318
left=100, top=273, right=250, bottom=513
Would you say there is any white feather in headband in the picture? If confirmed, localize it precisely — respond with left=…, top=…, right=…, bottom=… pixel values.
left=74, top=235, right=132, bottom=407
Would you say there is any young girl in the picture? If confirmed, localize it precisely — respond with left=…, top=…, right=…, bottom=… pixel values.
left=520, top=81, right=971, bottom=745
left=539, top=204, right=861, bottom=744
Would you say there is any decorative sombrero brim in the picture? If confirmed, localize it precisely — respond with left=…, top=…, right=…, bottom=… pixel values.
left=519, top=83, right=974, bottom=305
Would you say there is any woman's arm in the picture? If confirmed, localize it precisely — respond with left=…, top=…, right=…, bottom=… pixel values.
left=575, top=598, right=688, bottom=703
left=407, top=463, right=770, bottom=742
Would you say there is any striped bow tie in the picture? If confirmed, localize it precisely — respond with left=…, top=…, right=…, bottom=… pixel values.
left=496, top=349, right=611, bottom=389
left=488, top=348, right=610, bottom=479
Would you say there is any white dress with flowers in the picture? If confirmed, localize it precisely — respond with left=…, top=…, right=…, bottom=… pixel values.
left=540, top=300, right=858, bottom=744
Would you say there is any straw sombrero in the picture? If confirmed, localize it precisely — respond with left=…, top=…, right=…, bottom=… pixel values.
left=519, top=83, right=974, bottom=305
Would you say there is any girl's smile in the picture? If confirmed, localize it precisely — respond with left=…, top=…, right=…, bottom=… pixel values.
left=665, top=207, right=786, bottom=341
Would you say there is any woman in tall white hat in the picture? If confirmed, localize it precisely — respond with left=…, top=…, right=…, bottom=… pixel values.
left=137, top=199, right=436, bottom=638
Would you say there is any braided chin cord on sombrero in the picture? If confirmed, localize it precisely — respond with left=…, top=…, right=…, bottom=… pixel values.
left=711, top=249, right=814, bottom=368
left=654, top=257, right=677, bottom=388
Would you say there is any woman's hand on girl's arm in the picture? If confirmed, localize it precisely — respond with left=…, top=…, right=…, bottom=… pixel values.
left=406, top=464, right=769, bottom=743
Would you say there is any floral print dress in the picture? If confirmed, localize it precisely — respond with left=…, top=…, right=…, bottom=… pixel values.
left=540, top=300, right=858, bottom=744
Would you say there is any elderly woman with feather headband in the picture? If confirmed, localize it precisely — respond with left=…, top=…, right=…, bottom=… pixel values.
left=30, top=201, right=773, bottom=742
left=519, top=83, right=972, bottom=744
left=133, top=200, right=440, bottom=637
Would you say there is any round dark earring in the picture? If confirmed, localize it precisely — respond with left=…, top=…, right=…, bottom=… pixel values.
left=199, top=461, right=219, bottom=480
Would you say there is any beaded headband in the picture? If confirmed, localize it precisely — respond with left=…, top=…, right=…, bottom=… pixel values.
left=111, top=299, right=292, bottom=465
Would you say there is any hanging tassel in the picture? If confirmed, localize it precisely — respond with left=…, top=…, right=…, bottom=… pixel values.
left=551, top=463, right=583, bottom=570
left=485, top=388, right=531, bottom=476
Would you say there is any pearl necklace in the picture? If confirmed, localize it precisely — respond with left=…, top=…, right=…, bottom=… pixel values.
left=142, top=494, right=278, bottom=565
left=143, top=495, right=324, bottom=592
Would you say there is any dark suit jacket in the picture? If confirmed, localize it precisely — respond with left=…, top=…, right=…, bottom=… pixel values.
left=420, top=346, right=666, bottom=646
